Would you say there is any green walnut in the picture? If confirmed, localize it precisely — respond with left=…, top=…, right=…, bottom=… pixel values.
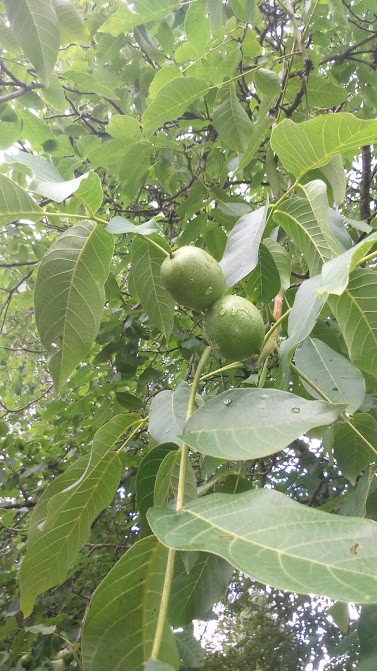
left=160, top=246, right=226, bottom=311
left=20, top=654, right=32, bottom=669
left=204, top=294, right=265, bottom=361
left=56, top=648, right=74, bottom=664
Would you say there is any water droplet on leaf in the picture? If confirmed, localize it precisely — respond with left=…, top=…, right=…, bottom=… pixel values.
left=224, top=398, right=232, bottom=406
left=291, top=407, right=300, bottom=413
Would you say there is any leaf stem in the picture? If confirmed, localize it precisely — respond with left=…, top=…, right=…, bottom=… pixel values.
left=290, top=362, right=331, bottom=401
left=150, top=346, right=212, bottom=662
left=200, top=360, right=243, bottom=381
left=262, top=308, right=292, bottom=348
left=177, top=345, right=212, bottom=511
left=150, top=547, right=176, bottom=660
left=357, top=249, right=377, bottom=266
left=141, top=235, right=171, bottom=257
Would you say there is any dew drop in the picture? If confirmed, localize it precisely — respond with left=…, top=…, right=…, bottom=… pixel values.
left=205, top=286, right=213, bottom=295
left=220, top=309, right=227, bottom=316
left=224, top=398, right=232, bottom=406
left=259, top=393, right=267, bottom=400
left=291, top=407, right=301, bottom=413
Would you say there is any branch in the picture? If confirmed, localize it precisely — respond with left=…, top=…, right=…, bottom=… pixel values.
left=0, top=261, right=38, bottom=269
left=0, top=83, right=42, bottom=104
left=360, top=145, right=372, bottom=220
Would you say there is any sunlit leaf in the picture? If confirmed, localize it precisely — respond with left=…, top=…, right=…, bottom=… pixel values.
left=271, top=113, right=377, bottom=179
left=5, top=0, right=59, bottom=86
left=220, top=204, right=268, bottom=287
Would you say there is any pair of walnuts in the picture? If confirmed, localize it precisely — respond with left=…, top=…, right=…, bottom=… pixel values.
left=160, top=246, right=265, bottom=361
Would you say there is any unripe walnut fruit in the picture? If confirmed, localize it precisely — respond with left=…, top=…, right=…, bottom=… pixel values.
left=160, top=246, right=226, bottom=311
left=204, top=295, right=265, bottom=361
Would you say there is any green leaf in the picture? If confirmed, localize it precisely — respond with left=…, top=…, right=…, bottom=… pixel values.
left=82, top=535, right=179, bottom=671
left=294, top=338, right=365, bottom=413
left=98, top=0, right=179, bottom=35
left=175, top=627, right=205, bottom=669
left=5, top=0, right=59, bottom=86
left=149, top=382, right=191, bottom=447
left=359, top=605, right=377, bottom=670
left=149, top=66, right=181, bottom=99
left=318, top=232, right=377, bottom=296
left=52, top=0, right=89, bottom=44
left=0, top=175, right=43, bottom=225
left=263, top=238, right=291, bottom=290
left=20, top=414, right=137, bottom=616
left=253, top=68, right=281, bottom=96
left=185, top=0, right=211, bottom=55
left=271, top=113, right=377, bottom=180
left=154, top=450, right=197, bottom=506
left=169, top=553, right=233, bottom=627
left=131, top=236, right=175, bottom=341
left=142, top=78, right=209, bottom=134
left=238, top=94, right=276, bottom=169
left=273, top=181, right=339, bottom=275
left=318, top=154, right=346, bottom=204
left=5, top=150, right=97, bottom=203
left=329, top=268, right=377, bottom=379
left=333, top=414, right=377, bottom=485
left=107, top=114, right=141, bottom=140
left=137, top=443, right=177, bottom=534
left=219, top=204, right=268, bottom=287
left=213, top=83, right=253, bottom=152
left=181, top=388, right=344, bottom=460
left=279, top=275, right=328, bottom=357
left=35, top=221, right=114, bottom=389
left=339, top=467, right=376, bottom=517
left=63, top=70, right=120, bottom=100
left=229, top=0, right=257, bottom=23
left=246, top=242, right=281, bottom=303
left=75, top=172, right=103, bottom=213
left=148, top=488, right=377, bottom=603
left=145, top=660, right=177, bottom=671
left=328, top=602, right=350, bottom=634
left=307, top=75, right=348, bottom=108
left=27, top=454, right=89, bottom=544
left=107, top=217, right=160, bottom=235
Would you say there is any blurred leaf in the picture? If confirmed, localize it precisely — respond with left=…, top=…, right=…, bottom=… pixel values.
left=143, top=78, right=208, bottom=134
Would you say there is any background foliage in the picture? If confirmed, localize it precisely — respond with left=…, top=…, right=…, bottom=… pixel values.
left=0, top=0, right=376, bottom=669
